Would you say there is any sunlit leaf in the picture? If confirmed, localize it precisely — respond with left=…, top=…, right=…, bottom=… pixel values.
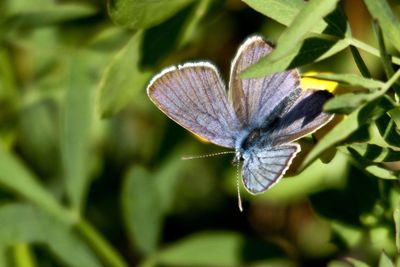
left=304, top=73, right=384, bottom=89
left=242, top=37, right=348, bottom=78
left=13, top=244, right=37, bottom=267
left=365, top=165, right=397, bottom=180
left=242, top=0, right=314, bottom=30
left=0, top=204, right=101, bottom=267
left=107, top=0, right=194, bottom=30
left=268, top=0, right=339, bottom=60
left=379, top=251, right=394, bottom=267
left=97, top=32, right=151, bottom=118
left=243, top=0, right=340, bottom=78
left=121, top=166, right=162, bottom=255
left=364, top=0, right=400, bottom=53
left=61, top=52, right=94, bottom=213
left=324, top=93, right=378, bottom=114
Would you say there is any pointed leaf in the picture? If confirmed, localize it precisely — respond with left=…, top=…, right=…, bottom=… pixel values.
left=62, top=52, right=94, bottom=213
left=242, top=37, right=348, bottom=78
left=304, top=73, right=384, bottom=89
left=97, top=32, right=151, bottom=118
left=365, top=165, right=398, bottom=180
left=379, top=251, right=394, bottom=267
left=121, top=166, right=162, bottom=255
left=364, top=0, right=400, bottom=53
left=324, top=93, right=379, bottom=114
left=242, top=0, right=318, bottom=30
left=263, top=0, right=340, bottom=62
left=108, top=0, right=194, bottom=29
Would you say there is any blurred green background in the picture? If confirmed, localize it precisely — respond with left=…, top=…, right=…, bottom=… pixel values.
left=1, top=0, right=400, bottom=266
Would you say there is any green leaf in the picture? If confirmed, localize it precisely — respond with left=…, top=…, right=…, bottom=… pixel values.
left=154, top=232, right=241, bottom=266
left=141, top=4, right=195, bottom=67
left=121, top=166, right=162, bottom=255
left=324, top=93, right=378, bottom=114
left=243, top=0, right=342, bottom=78
left=349, top=143, right=400, bottom=162
left=379, top=251, right=394, bottom=267
left=349, top=45, right=372, bottom=78
left=365, top=165, right=398, bottom=180
left=394, top=204, right=400, bottom=253
left=62, top=52, right=94, bottom=213
left=13, top=244, right=37, bottom=267
left=345, top=257, right=371, bottom=267
left=242, top=37, right=348, bottom=78
left=0, top=204, right=101, bottom=267
left=310, top=164, right=379, bottom=226
left=97, top=32, right=151, bottom=118
left=262, top=0, right=339, bottom=62
left=4, top=3, right=97, bottom=28
left=150, top=232, right=286, bottom=267
left=373, top=21, right=400, bottom=97
left=107, top=0, right=194, bottom=30
left=305, top=73, right=384, bottom=89
left=0, top=145, right=70, bottom=223
left=389, top=109, right=400, bottom=129
left=376, top=114, right=400, bottom=147
left=364, top=0, right=400, bottom=53
left=0, top=244, right=8, bottom=267
left=242, top=0, right=315, bottom=30
left=301, top=96, right=394, bottom=168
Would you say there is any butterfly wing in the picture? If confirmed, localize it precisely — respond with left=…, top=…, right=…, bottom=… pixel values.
left=242, top=144, right=300, bottom=194
left=147, top=62, right=239, bottom=148
left=229, top=36, right=301, bottom=128
left=270, top=89, right=334, bottom=145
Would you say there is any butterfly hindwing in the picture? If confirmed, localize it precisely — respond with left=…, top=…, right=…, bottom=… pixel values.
left=270, top=89, right=334, bottom=145
left=242, top=144, right=300, bottom=194
left=147, top=62, right=240, bottom=148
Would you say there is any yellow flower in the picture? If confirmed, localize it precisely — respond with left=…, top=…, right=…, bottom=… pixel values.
left=301, top=72, right=338, bottom=93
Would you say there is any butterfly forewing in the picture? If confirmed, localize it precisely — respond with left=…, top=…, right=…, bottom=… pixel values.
left=147, top=62, right=239, bottom=148
left=242, top=144, right=300, bottom=194
left=229, top=36, right=301, bottom=128
left=270, top=89, right=334, bottom=145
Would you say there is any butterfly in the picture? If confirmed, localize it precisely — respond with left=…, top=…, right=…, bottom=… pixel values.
left=147, top=35, right=334, bottom=209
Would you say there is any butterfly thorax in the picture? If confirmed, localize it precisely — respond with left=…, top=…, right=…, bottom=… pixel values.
left=234, top=127, right=273, bottom=163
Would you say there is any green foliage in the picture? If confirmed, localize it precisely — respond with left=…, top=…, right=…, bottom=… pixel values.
left=1, top=0, right=400, bottom=266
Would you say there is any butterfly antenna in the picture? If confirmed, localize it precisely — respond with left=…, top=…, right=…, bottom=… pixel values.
left=236, top=160, right=243, bottom=212
left=181, top=151, right=235, bottom=160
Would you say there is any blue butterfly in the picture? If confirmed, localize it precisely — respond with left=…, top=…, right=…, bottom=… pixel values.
left=147, top=35, right=333, bottom=208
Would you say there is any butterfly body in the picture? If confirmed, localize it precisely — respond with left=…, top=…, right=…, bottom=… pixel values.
left=147, top=35, right=334, bottom=195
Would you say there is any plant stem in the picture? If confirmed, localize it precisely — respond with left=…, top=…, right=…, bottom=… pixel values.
left=76, top=219, right=129, bottom=267
left=349, top=37, right=400, bottom=65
